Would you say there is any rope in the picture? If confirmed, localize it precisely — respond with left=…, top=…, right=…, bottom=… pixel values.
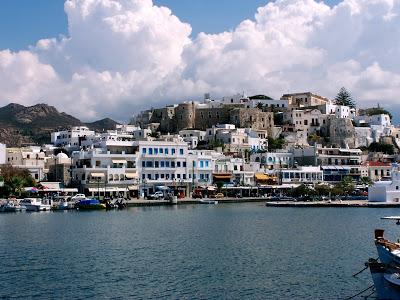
left=352, top=265, right=368, bottom=277
left=343, top=285, right=374, bottom=300
left=363, top=288, right=376, bottom=299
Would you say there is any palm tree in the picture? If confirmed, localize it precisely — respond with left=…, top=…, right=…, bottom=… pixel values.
left=9, top=176, right=25, bottom=196
left=334, top=87, right=356, bottom=108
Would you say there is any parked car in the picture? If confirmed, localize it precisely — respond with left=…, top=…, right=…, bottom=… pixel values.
left=192, top=192, right=203, bottom=199
left=71, top=194, right=86, bottom=202
left=149, top=191, right=164, bottom=200
left=215, top=193, right=224, bottom=199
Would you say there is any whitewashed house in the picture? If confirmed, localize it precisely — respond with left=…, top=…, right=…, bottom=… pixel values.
left=369, top=167, right=400, bottom=202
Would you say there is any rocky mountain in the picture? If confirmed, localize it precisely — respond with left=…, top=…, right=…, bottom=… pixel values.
left=0, top=103, right=119, bottom=147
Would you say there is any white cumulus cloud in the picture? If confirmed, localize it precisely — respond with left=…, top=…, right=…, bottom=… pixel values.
left=0, top=0, right=399, bottom=121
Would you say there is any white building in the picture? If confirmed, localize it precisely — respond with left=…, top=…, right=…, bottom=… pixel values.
left=354, top=114, right=391, bottom=127
left=281, top=166, right=323, bottom=184
left=138, top=138, right=192, bottom=196
left=51, top=126, right=95, bottom=150
left=0, top=143, right=5, bottom=165
left=369, top=167, right=400, bottom=202
left=71, top=147, right=138, bottom=198
left=6, top=146, right=46, bottom=181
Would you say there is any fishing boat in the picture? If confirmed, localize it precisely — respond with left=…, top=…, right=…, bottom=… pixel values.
left=75, top=198, right=106, bottom=210
left=20, top=198, right=51, bottom=212
left=375, top=227, right=400, bottom=265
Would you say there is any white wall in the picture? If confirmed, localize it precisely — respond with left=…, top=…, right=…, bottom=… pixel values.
left=0, top=143, right=5, bottom=164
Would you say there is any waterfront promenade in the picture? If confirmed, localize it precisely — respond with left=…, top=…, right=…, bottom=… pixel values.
left=126, top=198, right=400, bottom=208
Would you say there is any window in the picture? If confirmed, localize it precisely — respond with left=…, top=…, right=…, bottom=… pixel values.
left=183, top=162, right=187, bottom=167
left=155, top=161, right=159, bottom=168
left=193, top=161, right=196, bottom=167
left=171, top=161, right=175, bottom=168
left=160, top=161, right=165, bottom=168
left=159, top=148, right=163, bottom=154
left=172, top=148, right=176, bottom=155
left=183, top=174, right=186, bottom=179
left=206, top=161, right=209, bottom=167
left=200, top=161, right=204, bottom=168
left=177, top=174, right=181, bottom=179
left=147, top=174, right=152, bottom=180
left=142, top=148, right=146, bottom=154
left=142, top=174, right=145, bottom=180
left=148, top=148, right=153, bottom=155
left=161, top=174, right=165, bottom=179
left=165, top=161, right=170, bottom=168
left=146, top=161, right=153, bottom=168
left=177, top=162, right=181, bottom=167
left=154, top=148, right=158, bottom=155
left=179, top=149, right=184, bottom=155
left=155, top=174, right=159, bottom=180
left=142, top=161, right=145, bottom=167
left=165, top=148, right=169, bottom=155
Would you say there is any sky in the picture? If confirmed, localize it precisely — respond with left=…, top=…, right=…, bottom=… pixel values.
left=0, top=0, right=399, bottom=122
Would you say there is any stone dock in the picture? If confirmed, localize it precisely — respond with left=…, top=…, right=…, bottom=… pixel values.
left=265, top=200, right=400, bottom=208
left=126, top=198, right=400, bottom=208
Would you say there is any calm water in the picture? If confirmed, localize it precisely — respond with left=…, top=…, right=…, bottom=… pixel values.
left=1, top=203, right=400, bottom=299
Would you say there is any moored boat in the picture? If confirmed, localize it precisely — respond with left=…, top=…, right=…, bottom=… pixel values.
left=75, top=198, right=106, bottom=210
left=367, top=259, right=400, bottom=299
left=374, top=229, right=400, bottom=265
left=20, top=198, right=51, bottom=212
left=0, top=201, right=23, bottom=212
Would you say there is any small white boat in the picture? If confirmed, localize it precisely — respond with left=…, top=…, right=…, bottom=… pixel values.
left=199, top=199, right=218, bottom=204
left=20, top=198, right=51, bottom=212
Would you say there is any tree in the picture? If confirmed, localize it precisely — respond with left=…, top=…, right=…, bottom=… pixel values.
left=216, top=181, right=224, bottom=192
left=368, top=142, right=394, bottom=155
left=360, top=176, right=373, bottom=186
left=337, top=176, right=355, bottom=195
left=334, top=87, right=356, bottom=108
left=268, top=137, right=286, bottom=151
left=365, top=107, right=393, bottom=120
left=0, top=164, right=36, bottom=197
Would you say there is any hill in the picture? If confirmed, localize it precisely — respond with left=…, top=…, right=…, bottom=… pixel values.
left=0, top=103, right=119, bottom=147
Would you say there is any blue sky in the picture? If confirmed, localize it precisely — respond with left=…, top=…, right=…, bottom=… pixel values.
left=1, top=0, right=340, bottom=51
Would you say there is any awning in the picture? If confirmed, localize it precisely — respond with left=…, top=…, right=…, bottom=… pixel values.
left=213, top=174, right=232, bottom=180
left=88, top=187, right=127, bottom=192
left=91, top=172, right=105, bottom=178
left=128, top=185, right=138, bottom=190
left=255, top=173, right=268, bottom=181
left=125, top=173, right=138, bottom=179
left=112, top=159, right=126, bottom=164
left=207, top=186, right=216, bottom=191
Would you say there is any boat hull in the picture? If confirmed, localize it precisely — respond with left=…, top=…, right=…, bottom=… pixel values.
left=25, top=204, right=51, bottom=212
left=368, top=262, right=400, bottom=299
left=376, top=244, right=400, bottom=265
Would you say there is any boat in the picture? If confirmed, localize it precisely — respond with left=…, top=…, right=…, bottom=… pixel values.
left=375, top=228, right=400, bottom=265
left=20, top=198, right=51, bottom=212
left=199, top=199, right=218, bottom=204
left=366, top=259, right=400, bottom=299
left=0, top=201, right=23, bottom=212
left=75, top=198, right=106, bottom=210
left=52, top=200, right=70, bottom=211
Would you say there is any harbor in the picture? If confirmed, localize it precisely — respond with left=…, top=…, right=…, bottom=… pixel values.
left=0, top=202, right=397, bottom=299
